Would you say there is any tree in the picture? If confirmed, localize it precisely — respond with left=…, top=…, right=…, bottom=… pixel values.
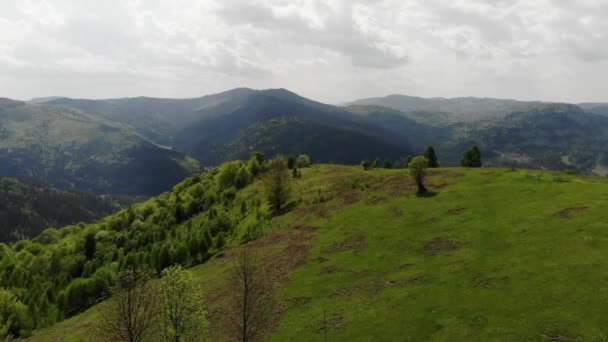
left=292, top=167, right=299, bottom=179
left=295, top=154, right=311, bottom=168
left=251, top=152, right=264, bottom=166
left=263, top=157, right=292, bottom=214
left=405, top=156, right=413, bottom=168
left=228, top=250, right=272, bottom=342
left=383, top=160, right=392, bottom=169
left=461, top=145, right=482, bottom=167
left=158, top=265, right=208, bottom=342
left=408, top=156, right=429, bottom=195
left=360, top=160, right=371, bottom=170
left=287, top=156, right=296, bottom=169
left=424, top=146, right=439, bottom=168
left=100, top=267, right=158, bottom=342
left=84, top=231, right=96, bottom=260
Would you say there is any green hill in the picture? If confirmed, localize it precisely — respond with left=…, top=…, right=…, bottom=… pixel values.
left=23, top=162, right=608, bottom=341
left=0, top=177, right=128, bottom=242
left=0, top=100, right=199, bottom=195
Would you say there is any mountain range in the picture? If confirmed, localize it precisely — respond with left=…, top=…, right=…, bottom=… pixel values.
left=3, top=89, right=608, bottom=197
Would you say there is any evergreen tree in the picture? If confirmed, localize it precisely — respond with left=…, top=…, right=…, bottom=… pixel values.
left=461, top=145, right=482, bottom=167
left=84, top=231, right=96, bottom=260
left=424, top=146, right=439, bottom=168
left=263, top=157, right=292, bottom=214
left=287, top=156, right=296, bottom=169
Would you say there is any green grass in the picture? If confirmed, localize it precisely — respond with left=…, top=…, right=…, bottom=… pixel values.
left=29, top=165, right=608, bottom=341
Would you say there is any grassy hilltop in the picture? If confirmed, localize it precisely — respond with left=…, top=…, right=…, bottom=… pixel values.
left=29, top=164, right=608, bottom=341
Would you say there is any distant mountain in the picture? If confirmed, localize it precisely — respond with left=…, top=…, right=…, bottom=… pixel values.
left=0, top=177, right=128, bottom=242
left=349, top=94, right=544, bottom=123
left=41, top=89, right=608, bottom=175
left=47, top=88, right=256, bottom=146
left=579, top=103, right=608, bottom=117
left=50, top=89, right=413, bottom=165
left=441, top=103, right=608, bottom=174
left=173, top=89, right=411, bottom=164
left=0, top=99, right=199, bottom=195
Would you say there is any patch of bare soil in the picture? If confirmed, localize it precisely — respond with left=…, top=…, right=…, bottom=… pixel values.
left=427, top=170, right=465, bottom=178
left=446, top=206, right=466, bottom=215
left=325, top=235, right=367, bottom=253
left=554, top=207, right=588, bottom=219
left=288, top=296, right=312, bottom=308
left=320, top=265, right=340, bottom=274
left=424, top=237, right=461, bottom=255
left=365, top=195, right=387, bottom=205
left=341, top=190, right=361, bottom=205
left=203, top=225, right=316, bottom=341
left=391, top=206, right=404, bottom=217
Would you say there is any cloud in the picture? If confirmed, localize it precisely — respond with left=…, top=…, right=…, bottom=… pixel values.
left=1, top=0, right=608, bottom=103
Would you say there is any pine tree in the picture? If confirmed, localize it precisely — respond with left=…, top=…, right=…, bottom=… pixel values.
left=424, top=146, right=439, bottom=168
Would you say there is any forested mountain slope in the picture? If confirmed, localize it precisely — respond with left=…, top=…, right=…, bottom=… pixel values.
left=0, top=178, right=127, bottom=242
left=0, top=99, right=199, bottom=195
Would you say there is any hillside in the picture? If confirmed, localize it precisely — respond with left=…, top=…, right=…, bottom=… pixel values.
left=0, top=177, right=128, bottom=242
left=0, top=100, right=199, bottom=195
left=28, top=163, right=608, bottom=341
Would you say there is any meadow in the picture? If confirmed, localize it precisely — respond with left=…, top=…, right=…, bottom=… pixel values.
left=30, top=165, right=608, bottom=341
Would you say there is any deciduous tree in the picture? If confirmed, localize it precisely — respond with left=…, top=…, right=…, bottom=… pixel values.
left=408, top=156, right=429, bottom=195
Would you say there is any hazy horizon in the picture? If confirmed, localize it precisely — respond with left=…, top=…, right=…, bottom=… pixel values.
left=2, top=1, right=608, bottom=104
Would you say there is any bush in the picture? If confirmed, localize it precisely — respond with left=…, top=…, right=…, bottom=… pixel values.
left=296, top=154, right=311, bottom=168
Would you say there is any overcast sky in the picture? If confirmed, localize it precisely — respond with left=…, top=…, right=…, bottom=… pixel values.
left=1, top=0, right=608, bottom=104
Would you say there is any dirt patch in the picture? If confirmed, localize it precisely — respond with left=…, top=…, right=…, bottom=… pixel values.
left=406, top=274, right=427, bottom=284
left=426, top=217, right=439, bottom=223
left=203, top=225, right=316, bottom=341
left=325, top=235, right=367, bottom=253
left=424, top=237, right=461, bottom=255
left=472, top=276, right=493, bottom=288
left=554, top=207, right=588, bottom=219
left=321, top=265, right=340, bottom=274
left=365, top=195, right=387, bottom=205
left=446, top=206, right=466, bottom=215
left=391, top=206, right=405, bottom=217
left=341, top=190, right=361, bottom=205
left=288, top=296, right=312, bottom=308
left=427, top=170, right=465, bottom=178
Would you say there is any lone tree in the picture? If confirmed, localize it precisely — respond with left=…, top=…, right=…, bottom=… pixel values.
left=361, top=160, right=371, bottom=170
left=295, top=154, right=311, bottom=168
left=424, top=146, right=439, bottom=168
left=461, top=145, right=482, bottom=167
left=408, top=156, right=429, bottom=195
left=263, top=156, right=292, bottom=214
left=100, top=267, right=158, bottom=342
left=158, top=265, right=208, bottom=342
left=228, top=250, right=273, bottom=342
left=287, top=156, right=296, bottom=169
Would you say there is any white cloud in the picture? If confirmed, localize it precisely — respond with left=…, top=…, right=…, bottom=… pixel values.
left=0, top=0, right=608, bottom=103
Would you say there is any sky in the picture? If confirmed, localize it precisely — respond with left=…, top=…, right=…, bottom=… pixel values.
left=1, top=0, right=608, bottom=104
